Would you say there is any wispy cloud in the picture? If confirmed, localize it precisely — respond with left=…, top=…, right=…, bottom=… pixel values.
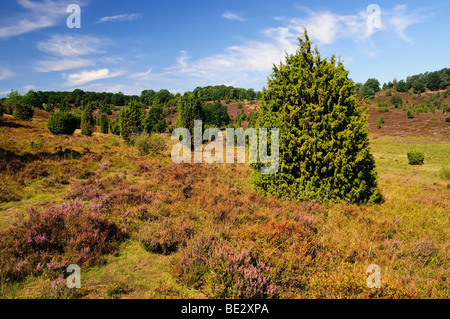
left=0, top=67, right=15, bottom=80
left=389, top=5, right=426, bottom=42
left=290, top=5, right=427, bottom=45
left=222, top=11, right=245, bottom=21
left=0, top=0, right=81, bottom=38
left=97, top=13, right=142, bottom=23
left=63, top=68, right=124, bottom=86
left=34, top=58, right=94, bottom=72
left=129, top=68, right=153, bottom=80
left=37, top=35, right=105, bottom=56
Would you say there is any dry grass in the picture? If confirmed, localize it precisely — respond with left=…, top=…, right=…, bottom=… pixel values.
left=0, top=111, right=448, bottom=299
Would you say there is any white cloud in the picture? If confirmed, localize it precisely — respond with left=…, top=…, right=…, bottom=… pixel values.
left=389, top=5, right=424, bottom=42
left=0, top=0, right=81, bottom=38
left=23, top=84, right=36, bottom=91
left=129, top=68, right=153, bottom=80
left=34, top=58, right=94, bottom=72
left=37, top=35, right=104, bottom=56
left=63, top=68, right=124, bottom=86
left=222, top=11, right=245, bottom=21
left=97, top=13, right=142, bottom=23
left=0, top=67, right=15, bottom=80
left=289, top=5, right=426, bottom=45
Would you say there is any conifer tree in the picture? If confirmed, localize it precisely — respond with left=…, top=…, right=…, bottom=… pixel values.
left=118, top=101, right=145, bottom=143
left=80, top=107, right=94, bottom=136
left=100, top=114, right=109, bottom=134
left=253, top=30, right=381, bottom=204
left=175, top=92, right=204, bottom=147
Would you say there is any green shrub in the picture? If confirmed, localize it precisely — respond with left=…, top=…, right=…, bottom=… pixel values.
left=133, top=133, right=166, bottom=155
left=407, top=151, right=424, bottom=165
left=6, top=105, right=12, bottom=115
left=253, top=30, right=381, bottom=204
left=47, top=112, right=79, bottom=135
left=377, top=102, right=389, bottom=112
left=407, top=109, right=415, bottom=119
left=237, top=102, right=243, bottom=109
left=443, top=103, right=450, bottom=113
left=0, top=103, right=3, bottom=117
left=80, top=108, right=94, bottom=136
left=13, top=101, right=34, bottom=121
left=100, top=114, right=109, bottom=134
left=446, top=116, right=450, bottom=122
left=376, top=119, right=381, bottom=129
left=28, top=138, right=44, bottom=150
left=106, top=283, right=128, bottom=299
left=391, top=95, right=402, bottom=108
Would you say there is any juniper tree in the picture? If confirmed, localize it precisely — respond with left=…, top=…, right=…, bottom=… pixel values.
left=253, top=30, right=381, bottom=204
left=80, top=107, right=94, bottom=136
left=175, top=92, right=204, bottom=147
left=118, top=101, right=145, bottom=143
left=100, top=114, right=109, bottom=134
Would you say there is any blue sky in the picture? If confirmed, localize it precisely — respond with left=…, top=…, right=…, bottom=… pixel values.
left=0, top=0, right=449, bottom=97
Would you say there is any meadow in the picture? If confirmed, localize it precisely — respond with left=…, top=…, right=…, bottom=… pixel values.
left=0, top=97, right=448, bottom=299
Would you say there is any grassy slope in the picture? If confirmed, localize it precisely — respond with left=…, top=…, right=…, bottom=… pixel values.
left=0, top=100, right=449, bottom=299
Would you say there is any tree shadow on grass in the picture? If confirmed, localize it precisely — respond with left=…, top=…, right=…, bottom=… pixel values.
left=0, top=146, right=84, bottom=171
left=0, top=118, right=30, bottom=129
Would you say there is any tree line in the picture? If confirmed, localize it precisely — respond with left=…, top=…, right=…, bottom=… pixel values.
left=355, top=67, right=450, bottom=100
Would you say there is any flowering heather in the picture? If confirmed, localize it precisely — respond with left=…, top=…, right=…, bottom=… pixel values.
left=99, top=160, right=110, bottom=170
left=0, top=199, right=124, bottom=282
left=176, top=234, right=278, bottom=299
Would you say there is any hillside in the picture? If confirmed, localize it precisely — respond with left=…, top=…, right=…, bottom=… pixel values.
left=0, top=103, right=448, bottom=298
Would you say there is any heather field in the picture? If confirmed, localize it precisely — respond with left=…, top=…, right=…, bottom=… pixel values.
left=0, top=99, right=448, bottom=299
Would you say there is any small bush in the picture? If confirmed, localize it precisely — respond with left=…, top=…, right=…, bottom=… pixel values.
left=391, top=95, right=403, bottom=108
left=138, top=217, right=195, bottom=255
left=377, top=102, right=389, bottom=112
left=133, top=133, right=166, bottom=155
left=376, top=119, right=381, bottom=129
left=13, top=101, right=34, bottom=121
left=6, top=105, right=13, bottom=115
left=407, top=109, right=415, bottom=119
left=106, top=282, right=128, bottom=299
left=0, top=103, right=3, bottom=117
left=29, top=138, right=45, bottom=150
left=47, top=112, right=79, bottom=135
left=237, top=102, right=243, bottom=109
left=407, top=150, right=424, bottom=165
left=445, top=116, right=450, bottom=123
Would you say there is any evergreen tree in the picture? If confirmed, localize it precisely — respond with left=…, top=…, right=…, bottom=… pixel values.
left=253, top=30, right=381, bottom=204
left=80, top=107, right=94, bottom=136
left=175, top=92, right=205, bottom=146
left=100, top=114, right=109, bottom=134
left=13, top=101, right=34, bottom=121
left=118, top=101, right=145, bottom=143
